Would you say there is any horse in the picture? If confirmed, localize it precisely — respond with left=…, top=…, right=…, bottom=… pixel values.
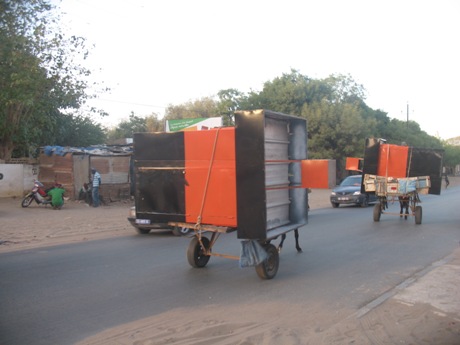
left=398, top=195, right=410, bottom=220
left=278, top=229, right=302, bottom=253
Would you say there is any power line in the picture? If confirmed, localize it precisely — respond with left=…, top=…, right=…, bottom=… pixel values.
left=95, top=98, right=167, bottom=109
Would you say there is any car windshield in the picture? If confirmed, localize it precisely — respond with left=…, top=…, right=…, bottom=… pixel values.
left=340, top=176, right=361, bottom=187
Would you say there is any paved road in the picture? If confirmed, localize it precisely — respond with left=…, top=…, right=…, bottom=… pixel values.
left=0, top=188, right=459, bottom=345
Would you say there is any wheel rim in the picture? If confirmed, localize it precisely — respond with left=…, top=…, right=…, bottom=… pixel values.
left=22, top=196, right=33, bottom=207
left=255, top=244, right=279, bottom=279
left=187, top=237, right=210, bottom=268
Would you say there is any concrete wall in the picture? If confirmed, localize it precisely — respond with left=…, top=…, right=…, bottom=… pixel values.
left=0, top=164, right=39, bottom=198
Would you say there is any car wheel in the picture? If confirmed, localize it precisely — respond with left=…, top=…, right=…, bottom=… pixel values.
left=135, top=227, right=151, bottom=235
left=360, top=195, right=369, bottom=207
left=172, top=226, right=190, bottom=236
left=331, top=202, right=339, bottom=208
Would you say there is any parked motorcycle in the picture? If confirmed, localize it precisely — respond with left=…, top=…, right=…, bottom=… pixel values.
left=21, top=180, right=52, bottom=207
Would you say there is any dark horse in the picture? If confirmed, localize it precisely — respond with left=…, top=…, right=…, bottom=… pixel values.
left=399, top=195, right=410, bottom=220
left=278, top=229, right=302, bottom=253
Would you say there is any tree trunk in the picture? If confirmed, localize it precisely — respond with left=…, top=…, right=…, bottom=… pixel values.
left=0, top=137, right=14, bottom=161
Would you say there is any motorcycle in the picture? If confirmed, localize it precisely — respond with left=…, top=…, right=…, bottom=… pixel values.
left=21, top=180, right=52, bottom=207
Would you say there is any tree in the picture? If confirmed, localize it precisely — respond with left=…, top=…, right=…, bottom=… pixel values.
left=0, top=0, right=105, bottom=160
left=164, top=97, right=220, bottom=120
left=303, top=100, right=378, bottom=178
left=145, top=113, right=164, bottom=132
left=53, top=114, right=105, bottom=147
left=216, top=88, right=251, bottom=126
left=443, top=144, right=460, bottom=173
left=106, top=113, right=148, bottom=140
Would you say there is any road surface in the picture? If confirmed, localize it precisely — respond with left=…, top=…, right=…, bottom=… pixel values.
left=0, top=188, right=459, bottom=344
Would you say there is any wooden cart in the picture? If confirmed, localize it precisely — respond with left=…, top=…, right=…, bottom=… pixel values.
left=363, top=174, right=430, bottom=224
left=168, top=221, right=303, bottom=280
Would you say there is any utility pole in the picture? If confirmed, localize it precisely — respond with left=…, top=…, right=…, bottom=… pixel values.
left=407, top=102, right=409, bottom=130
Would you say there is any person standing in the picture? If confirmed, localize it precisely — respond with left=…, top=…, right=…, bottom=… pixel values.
left=91, top=168, right=101, bottom=207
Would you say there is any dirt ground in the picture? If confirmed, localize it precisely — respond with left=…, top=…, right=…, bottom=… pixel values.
left=1, top=178, right=459, bottom=344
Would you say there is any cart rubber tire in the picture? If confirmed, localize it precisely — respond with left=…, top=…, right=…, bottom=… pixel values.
left=373, top=203, right=381, bottom=222
left=255, top=243, right=279, bottom=280
left=414, top=206, right=422, bottom=225
left=21, top=195, right=33, bottom=208
left=187, top=236, right=210, bottom=268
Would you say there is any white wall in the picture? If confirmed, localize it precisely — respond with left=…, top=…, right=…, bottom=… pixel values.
left=0, top=164, right=39, bottom=198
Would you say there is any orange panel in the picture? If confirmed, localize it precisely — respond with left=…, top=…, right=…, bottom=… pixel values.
left=184, top=128, right=237, bottom=227
left=301, top=160, right=331, bottom=188
left=377, top=144, right=409, bottom=178
left=345, top=157, right=363, bottom=172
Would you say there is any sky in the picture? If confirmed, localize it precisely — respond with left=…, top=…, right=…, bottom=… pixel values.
left=56, top=0, right=460, bottom=140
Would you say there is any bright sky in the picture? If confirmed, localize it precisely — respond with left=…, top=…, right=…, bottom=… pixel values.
left=57, top=0, right=459, bottom=140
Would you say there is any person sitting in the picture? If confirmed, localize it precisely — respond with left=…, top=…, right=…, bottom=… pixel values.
left=47, top=184, right=66, bottom=210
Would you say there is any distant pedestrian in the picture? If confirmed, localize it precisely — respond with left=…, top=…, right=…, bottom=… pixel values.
left=445, top=174, right=450, bottom=189
left=91, top=168, right=101, bottom=207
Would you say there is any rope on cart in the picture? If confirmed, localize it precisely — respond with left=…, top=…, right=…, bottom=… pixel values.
left=194, top=128, right=222, bottom=240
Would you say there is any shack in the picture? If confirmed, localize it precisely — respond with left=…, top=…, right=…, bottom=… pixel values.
left=38, top=145, right=132, bottom=201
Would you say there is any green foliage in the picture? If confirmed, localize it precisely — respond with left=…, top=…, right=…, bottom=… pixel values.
left=106, top=113, right=148, bottom=140
left=216, top=89, right=250, bottom=126
left=145, top=113, right=164, bottom=133
left=53, top=114, right=105, bottom=147
left=109, top=69, right=457, bottom=177
left=164, top=97, right=220, bottom=120
left=211, top=70, right=450, bottom=178
left=443, top=144, right=460, bottom=171
left=0, top=0, right=106, bottom=160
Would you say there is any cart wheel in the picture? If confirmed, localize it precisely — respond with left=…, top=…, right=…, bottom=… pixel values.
left=373, top=203, right=381, bottom=222
left=414, top=206, right=422, bottom=225
left=187, top=236, right=210, bottom=268
left=255, top=243, right=279, bottom=280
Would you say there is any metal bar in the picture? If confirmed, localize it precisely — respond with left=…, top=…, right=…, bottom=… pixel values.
left=264, top=139, right=290, bottom=144
left=138, top=167, right=184, bottom=171
left=168, top=222, right=233, bottom=233
left=265, top=159, right=302, bottom=163
left=209, top=252, right=240, bottom=260
left=382, top=211, right=414, bottom=217
left=265, top=185, right=304, bottom=190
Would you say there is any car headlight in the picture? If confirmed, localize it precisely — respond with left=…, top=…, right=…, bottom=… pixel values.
left=331, top=192, right=336, bottom=196
left=129, top=206, right=136, bottom=217
left=353, top=191, right=361, bottom=195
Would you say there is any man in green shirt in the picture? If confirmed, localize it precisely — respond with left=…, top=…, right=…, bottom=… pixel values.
left=47, top=185, right=65, bottom=210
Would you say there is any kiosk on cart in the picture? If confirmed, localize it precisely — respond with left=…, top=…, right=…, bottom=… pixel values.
left=132, top=110, right=329, bottom=279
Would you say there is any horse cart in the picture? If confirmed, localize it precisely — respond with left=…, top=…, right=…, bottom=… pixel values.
left=360, top=138, right=444, bottom=225
left=131, top=110, right=329, bottom=279
left=363, top=174, right=430, bottom=224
